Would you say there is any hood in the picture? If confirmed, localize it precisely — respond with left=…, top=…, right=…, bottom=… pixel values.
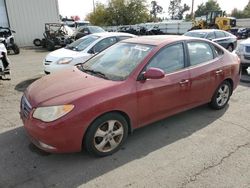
left=46, top=48, right=80, bottom=60
left=25, top=67, right=118, bottom=107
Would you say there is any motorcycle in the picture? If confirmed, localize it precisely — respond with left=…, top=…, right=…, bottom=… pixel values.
left=0, top=27, right=20, bottom=55
left=0, top=43, right=11, bottom=80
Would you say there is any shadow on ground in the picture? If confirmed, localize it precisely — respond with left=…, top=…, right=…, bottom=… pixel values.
left=0, top=104, right=228, bottom=187
left=15, top=77, right=41, bottom=92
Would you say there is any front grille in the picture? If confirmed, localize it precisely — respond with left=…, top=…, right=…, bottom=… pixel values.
left=44, top=59, right=52, bottom=65
left=245, top=46, right=250, bottom=53
left=244, top=55, right=250, bottom=60
left=21, top=96, right=32, bottom=119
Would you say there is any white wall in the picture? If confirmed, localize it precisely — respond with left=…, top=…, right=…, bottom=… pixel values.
left=0, top=0, right=8, bottom=27
left=6, top=0, right=60, bottom=46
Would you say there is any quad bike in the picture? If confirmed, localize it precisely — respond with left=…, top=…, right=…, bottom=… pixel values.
left=0, top=43, right=11, bottom=80
left=0, top=27, right=20, bottom=55
left=33, top=23, right=73, bottom=51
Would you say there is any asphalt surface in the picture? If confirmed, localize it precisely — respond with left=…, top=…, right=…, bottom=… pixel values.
left=0, top=48, right=250, bottom=188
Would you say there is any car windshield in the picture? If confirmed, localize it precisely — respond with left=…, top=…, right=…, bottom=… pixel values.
left=184, top=32, right=207, bottom=38
left=65, top=35, right=99, bottom=51
left=78, top=42, right=154, bottom=81
left=88, top=26, right=105, bottom=33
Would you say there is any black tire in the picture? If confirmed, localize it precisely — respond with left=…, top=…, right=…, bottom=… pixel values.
left=12, top=44, right=20, bottom=54
left=33, top=39, right=41, bottom=46
left=227, top=44, right=234, bottom=52
left=209, top=81, right=232, bottom=110
left=41, top=39, right=46, bottom=48
left=84, top=112, right=128, bottom=157
left=46, top=41, right=55, bottom=51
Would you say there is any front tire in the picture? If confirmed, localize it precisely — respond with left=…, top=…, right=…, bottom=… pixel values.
left=209, top=81, right=232, bottom=110
left=84, top=113, right=128, bottom=157
left=12, top=44, right=20, bottom=54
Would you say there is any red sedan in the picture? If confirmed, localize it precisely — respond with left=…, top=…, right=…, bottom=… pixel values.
left=20, top=36, right=240, bottom=157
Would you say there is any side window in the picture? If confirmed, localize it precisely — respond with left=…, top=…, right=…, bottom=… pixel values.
left=213, top=45, right=224, bottom=57
left=147, top=43, right=185, bottom=73
left=206, top=32, right=216, bottom=40
left=187, top=42, right=214, bottom=66
left=117, top=36, right=132, bottom=41
left=215, top=31, right=226, bottom=38
left=93, top=37, right=117, bottom=53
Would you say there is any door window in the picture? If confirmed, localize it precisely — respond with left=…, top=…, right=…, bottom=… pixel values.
left=187, top=42, right=214, bottom=66
left=215, top=31, right=226, bottom=38
left=93, top=37, right=117, bottom=53
left=146, top=43, right=185, bottom=73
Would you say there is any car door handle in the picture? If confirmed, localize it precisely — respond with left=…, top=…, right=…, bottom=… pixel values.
left=215, top=70, right=223, bottom=75
left=179, top=79, right=189, bottom=85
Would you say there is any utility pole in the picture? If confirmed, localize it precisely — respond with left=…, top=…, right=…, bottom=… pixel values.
left=93, top=0, right=95, bottom=13
left=191, top=0, right=194, bottom=19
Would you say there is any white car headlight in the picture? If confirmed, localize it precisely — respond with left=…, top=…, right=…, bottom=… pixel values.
left=56, top=57, right=73, bottom=65
left=33, top=105, right=74, bottom=122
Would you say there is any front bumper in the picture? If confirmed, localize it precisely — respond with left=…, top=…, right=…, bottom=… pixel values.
left=20, top=97, right=85, bottom=153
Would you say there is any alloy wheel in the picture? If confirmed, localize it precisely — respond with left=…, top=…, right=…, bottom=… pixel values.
left=216, top=84, right=230, bottom=107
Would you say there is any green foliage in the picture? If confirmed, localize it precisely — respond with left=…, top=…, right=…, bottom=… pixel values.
left=150, top=1, right=163, bottom=19
left=194, top=0, right=221, bottom=17
left=85, top=0, right=150, bottom=26
left=230, top=0, right=250, bottom=18
left=168, top=0, right=190, bottom=20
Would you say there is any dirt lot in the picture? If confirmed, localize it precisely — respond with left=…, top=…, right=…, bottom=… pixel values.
left=0, top=48, right=250, bottom=188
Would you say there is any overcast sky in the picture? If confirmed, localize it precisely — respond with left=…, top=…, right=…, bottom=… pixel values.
left=58, top=0, right=249, bottom=20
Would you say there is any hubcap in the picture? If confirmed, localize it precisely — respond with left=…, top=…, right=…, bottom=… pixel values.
left=216, top=84, right=230, bottom=107
left=94, top=120, right=124, bottom=153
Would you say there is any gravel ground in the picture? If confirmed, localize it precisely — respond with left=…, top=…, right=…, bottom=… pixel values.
left=0, top=48, right=250, bottom=188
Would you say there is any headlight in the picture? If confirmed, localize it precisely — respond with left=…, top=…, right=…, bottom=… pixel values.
left=56, top=57, right=73, bottom=65
left=33, top=105, right=74, bottom=122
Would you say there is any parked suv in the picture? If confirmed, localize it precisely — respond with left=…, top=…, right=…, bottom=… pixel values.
left=235, top=38, right=250, bottom=70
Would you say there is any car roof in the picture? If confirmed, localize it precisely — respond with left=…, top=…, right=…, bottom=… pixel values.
left=188, top=29, right=224, bottom=33
left=123, top=35, right=191, bottom=46
left=92, top=32, right=136, bottom=37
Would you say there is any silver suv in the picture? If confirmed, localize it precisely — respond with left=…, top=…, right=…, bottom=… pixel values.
left=235, top=38, right=250, bottom=71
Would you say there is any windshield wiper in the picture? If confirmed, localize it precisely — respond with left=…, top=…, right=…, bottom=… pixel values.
left=83, top=68, right=109, bottom=80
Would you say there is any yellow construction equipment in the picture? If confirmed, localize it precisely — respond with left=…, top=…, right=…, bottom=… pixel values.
left=191, top=11, right=236, bottom=31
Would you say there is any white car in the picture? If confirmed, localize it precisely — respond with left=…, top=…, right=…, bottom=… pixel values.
left=235, top=38, right=250, bottom=71
left=43, top=32, right=136, bottom=74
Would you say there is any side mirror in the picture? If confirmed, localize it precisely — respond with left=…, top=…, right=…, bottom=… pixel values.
left=143, top=67, right=165, bottom=80
left=88, top=48, right=95, bottom=54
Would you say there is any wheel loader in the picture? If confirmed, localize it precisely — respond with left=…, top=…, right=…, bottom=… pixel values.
left=190, top=11, right=236, bottom=31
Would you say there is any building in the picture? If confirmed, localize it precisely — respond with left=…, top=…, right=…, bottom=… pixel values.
left=0, top=0, right=60, bottom=46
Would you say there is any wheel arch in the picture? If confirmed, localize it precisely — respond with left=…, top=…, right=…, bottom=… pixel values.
left=81, top=110, right=133, bottom=149
left=224, top=78, right=234, bottom=95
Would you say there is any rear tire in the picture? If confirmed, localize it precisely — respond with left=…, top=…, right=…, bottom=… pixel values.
left=33, top=39, right=41, bottom=46
left=12, top=44, right=20, bottom=54
left=209, top=81, right=232, bottom=110
left=84, top=112, right=128, bottom=157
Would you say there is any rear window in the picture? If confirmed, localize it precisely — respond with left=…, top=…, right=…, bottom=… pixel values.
left=215, top=31, right=226, bottom=38
left=184, top=32, right=207, bottom=38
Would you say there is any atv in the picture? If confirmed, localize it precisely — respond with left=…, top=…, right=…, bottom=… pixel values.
left=0, top=27, right=20, bottom=55
left=33, top=23, right=73, bottom=51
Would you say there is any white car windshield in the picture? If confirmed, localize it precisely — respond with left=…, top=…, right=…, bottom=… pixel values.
left=78, top=42, right=154, bottom=81
left=65, top=35, right=100, bottom=51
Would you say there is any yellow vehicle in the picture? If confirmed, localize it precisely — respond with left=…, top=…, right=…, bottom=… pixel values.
left=191, top=11, right=236, bottom=31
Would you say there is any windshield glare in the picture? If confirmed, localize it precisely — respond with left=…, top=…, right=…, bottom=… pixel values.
left=66, top=35, right=99, bottom=51
left=88, top=26, right=105, bottom=33
left=81, top=43, right=154, bottom=81
left=184, top=32, right=207, bottom=38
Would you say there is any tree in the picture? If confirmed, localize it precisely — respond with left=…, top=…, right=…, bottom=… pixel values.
left=231, top=8, right=244, bottom=18
left=243, top=0, right=250, bottom=17
left=168, top=0, right=181, bottom=19
left=194, top=0, right=221, bottom=17
left=86, top=0, right=150, bottom=26
left=177, top=3, right=190, bottom=20
left=168, top=0, right=190, bottom=20
left=150, top=1, right=163, bottom=20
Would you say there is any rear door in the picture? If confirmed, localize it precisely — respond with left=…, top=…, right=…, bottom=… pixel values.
left=186, top=41, right=224, bottom=105
left=213, top=31, right=229, bottom=48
